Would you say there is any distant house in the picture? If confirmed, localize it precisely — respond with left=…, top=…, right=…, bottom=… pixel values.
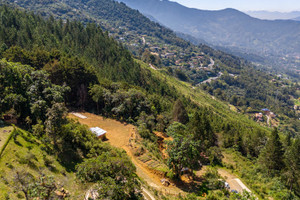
left=163, top=53, right=175, bottom=58
left=262, top=108, right=270, bottom=115
left=3, top=114, right=17, bottom=124
left=150, top=46, right=160, bottom=51
left=269, top=112, right=276, bottom=118
left=255, top=113, right=263, bottom=121
left=90, top=127, right=107, bottom=140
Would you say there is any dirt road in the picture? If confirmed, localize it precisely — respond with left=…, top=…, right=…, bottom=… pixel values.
left=69, top=112, right=183, bottom=197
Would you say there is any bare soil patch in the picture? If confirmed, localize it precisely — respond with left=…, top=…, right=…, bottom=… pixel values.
left=68, top=112, right=184, bottom=196
left=68, top=112, right=134, bottom=148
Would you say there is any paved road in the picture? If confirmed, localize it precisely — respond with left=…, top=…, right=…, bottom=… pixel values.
left=142, top=187, right=156, bottom=200
left=208, top=58, right=215, bottom=69
left=199, top=72, right=223, bottom=85
left=218, top=168, right=251, bottom=194
left=227, top=178, right=251, bottom=193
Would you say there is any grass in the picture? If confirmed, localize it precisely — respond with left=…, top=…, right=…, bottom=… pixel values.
left=0, top=127, right=90, bottom=200
left=0, top=126, right=14, bottom=150
left=294, top=98, right=300, bottom=106
left=221, top=148, right=294, bottom=200
left=0, top=126, right=14, bottom=158
left=137, top=60, right=270, bottom=133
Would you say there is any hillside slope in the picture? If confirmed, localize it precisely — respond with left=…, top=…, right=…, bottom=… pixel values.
left=2, top=0, right=299, bottom=132
left=0, top=5, right=299, bottom=199
left=119, top=0, right=300, bottom=69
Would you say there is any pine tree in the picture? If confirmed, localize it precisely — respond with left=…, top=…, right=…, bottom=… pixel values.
left=283, top=138, right=300, bottom=192
left=259, top=128, right=285, bottom=175
left=172, top=99, right=189, bottom=124
left=188, top=110, right=215, bottom=148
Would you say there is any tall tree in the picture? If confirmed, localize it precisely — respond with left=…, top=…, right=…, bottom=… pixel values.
left=259, top=128, right=285, bottom=175
left=188, top=110, right=215, bottom=148
left=45, top=103, right=68, bottom=148
left=283, top=138, right=300, bottom=192
left=167, top=135, right=202, bottom=178
left=172, top=99, right=189, bottom=124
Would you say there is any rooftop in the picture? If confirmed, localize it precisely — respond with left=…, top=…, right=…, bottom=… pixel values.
left=90, top=127, right=107, bottom=137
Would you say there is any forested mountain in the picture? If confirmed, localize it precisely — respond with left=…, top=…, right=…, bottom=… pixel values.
left=118, top=0, right=300, bottom=71
left=0, top=2, right=300, bottom=199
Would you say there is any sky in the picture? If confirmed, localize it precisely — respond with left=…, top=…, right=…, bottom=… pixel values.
left=170, top=0, right=300, bottom=12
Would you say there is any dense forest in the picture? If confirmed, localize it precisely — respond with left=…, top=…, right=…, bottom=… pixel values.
left=4, top=0, right=300, bottom=133
left=0, top=3, right=299, bottom=200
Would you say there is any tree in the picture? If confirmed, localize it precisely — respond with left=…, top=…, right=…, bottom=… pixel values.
left=188, top=110, right=216, bottom=149
left=13, top=170, right=59, bottom=200
left=166, top=121, right=186, bottom=137
left=13, top=170, right=35, bottom=200
left=45, top=103, right=67, bottom=148
left=167, top=135, right=202, bottom=178
left=172, top=99, right=189, bottom=124
left=259, top=128, right=285, bottom=175
left=283, top=138, right=300, bottom=192
left=75, top=151, right=142, bottom=200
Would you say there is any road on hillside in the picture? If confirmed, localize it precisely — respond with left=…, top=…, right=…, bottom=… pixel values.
left=199, top=72, right=223, bottom=85
left=208, top=58, right=215, bottom=69
left=218, top=168, right=251, bottom=194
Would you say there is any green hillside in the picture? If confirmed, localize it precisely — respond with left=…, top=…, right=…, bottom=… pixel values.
left=0, top=4, right=299, bottom=199
left=3, top=0, right=300, bottom=134
left=119, top=0, right=300, bottom=73
left=0, top=126, right=86, bottom=199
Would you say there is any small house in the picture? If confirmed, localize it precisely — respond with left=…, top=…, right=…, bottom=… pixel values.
left=269, top=112, right=276, bottom=118
left=262, top=108, right=270, bottom=115
left=3, top=114, right=17, bottom=124
left=90, top=127, right=107, bottom=140
left=255, top=113, right=263, bottom=121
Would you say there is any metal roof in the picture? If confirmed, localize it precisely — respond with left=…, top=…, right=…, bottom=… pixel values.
left=90, top=127, right=107, bottom=137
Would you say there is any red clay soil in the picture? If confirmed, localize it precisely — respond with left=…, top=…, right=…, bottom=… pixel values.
left=68, top=112, right=184, bottom=196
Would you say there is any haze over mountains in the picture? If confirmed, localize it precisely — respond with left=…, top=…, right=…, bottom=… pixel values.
left=246, top=10, right=300, bottom=20
left=119, top=0, right=300, bottom=68
left=294, top=16, right=300, bottom=21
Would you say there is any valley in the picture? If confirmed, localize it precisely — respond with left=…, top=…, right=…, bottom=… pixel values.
left=0, top=0, right=299, bottom=199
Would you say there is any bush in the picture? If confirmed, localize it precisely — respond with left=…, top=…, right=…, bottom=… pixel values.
left=43, top=155, right=54, bottom=167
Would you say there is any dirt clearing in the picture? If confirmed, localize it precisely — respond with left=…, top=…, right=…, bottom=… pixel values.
left=68, top=112, right=134, bottom=148
left=69, top=112, right=185, bottom=196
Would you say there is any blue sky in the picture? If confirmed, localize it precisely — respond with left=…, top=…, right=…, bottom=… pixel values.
left=170, top=0, right=300, bottom=12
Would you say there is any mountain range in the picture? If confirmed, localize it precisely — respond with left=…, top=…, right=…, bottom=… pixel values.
left=118, top=0, right=300, bottom=63
left=0, top=1, right=300, bottom=199
left=246, top=10, right=300, bottom=20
